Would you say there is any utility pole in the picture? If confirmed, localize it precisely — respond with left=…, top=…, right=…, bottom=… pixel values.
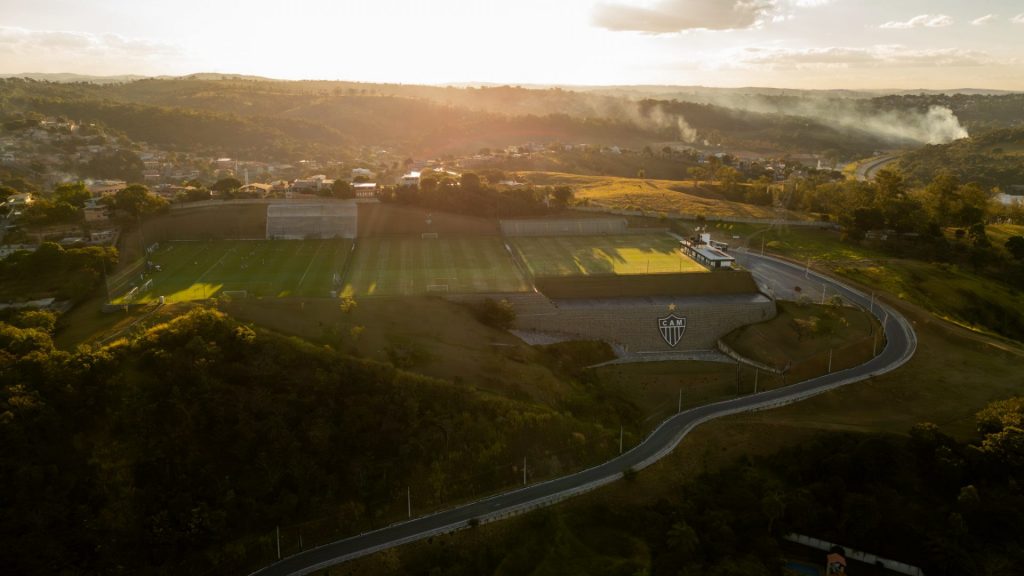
left=523, top=457, right=527, bottom=486
left=678, top=388, right=683, bottom=413
left=754, top=369, right=759, bottom=393
left=407, top=486, right=411, bottom=519
left=619, top=426, right=624, bottom=454
left=276, top=525, right=281, bottom=560
left=828, top=349, right=833, bottom=373
left=760, top=234, right=766, bottom=256
left=870, top=291, right=875, bottom=314
left=805, top=257, right=810, bottom=279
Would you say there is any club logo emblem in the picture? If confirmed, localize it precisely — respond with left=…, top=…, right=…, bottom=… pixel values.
left=658, top=313, right=686, bottom=347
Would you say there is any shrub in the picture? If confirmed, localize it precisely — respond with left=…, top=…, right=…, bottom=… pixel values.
left=470, top=298, right=516, bottom=330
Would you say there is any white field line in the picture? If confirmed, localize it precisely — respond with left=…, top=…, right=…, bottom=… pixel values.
left=296, top=241, right=325, bottom=291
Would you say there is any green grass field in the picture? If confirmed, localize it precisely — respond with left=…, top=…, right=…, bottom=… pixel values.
left=511, top=234, right=706, bottom=276
left=112, top=239, right=352, bottom=303
left=342, top=237, right=529, bottom=296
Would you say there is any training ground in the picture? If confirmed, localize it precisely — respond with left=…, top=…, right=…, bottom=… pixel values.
left=108, top=201, right=775, bottom=354
left=110, top=239, right=352, bottom=304
left=111, top=203, right=718, bottom=302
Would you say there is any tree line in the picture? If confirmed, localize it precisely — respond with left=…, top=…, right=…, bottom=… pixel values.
left=379, top=170, right=574, bottom=218
left=0, top=307, right=622, bottom=575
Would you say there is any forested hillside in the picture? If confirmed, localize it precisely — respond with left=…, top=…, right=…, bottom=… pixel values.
left=8, top=76, right=1012, bottom=160
left=357, top=408, right=1024, bottom=576
left=0, top=307, right=619, bottom=575
left=899, top=127, right=1024, bottom=189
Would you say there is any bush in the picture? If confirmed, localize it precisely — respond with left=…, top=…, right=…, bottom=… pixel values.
left=470, top=298, right=516, bottom=330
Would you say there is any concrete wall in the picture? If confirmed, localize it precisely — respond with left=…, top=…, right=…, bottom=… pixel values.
left=535, top=271, right=759, bottom=300
left=515, top=293, right=775, bottom=353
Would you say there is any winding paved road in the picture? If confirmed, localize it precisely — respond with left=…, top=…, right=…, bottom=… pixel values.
left=250, top=251, right=917, bottom=576
left=855, top=154, right=900, bottom=181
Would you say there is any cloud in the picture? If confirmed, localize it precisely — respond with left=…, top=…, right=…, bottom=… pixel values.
left=736, top=45, right=993, bottom=69
left=970, top=14, right=995, bottom=26
left=0, top=26, right=178, bottom=61
left=592, top=0, right=777, bottom=33
left=1013, top=13, right=1024, bottom=24
left=879, top=14, right=954, bottom=29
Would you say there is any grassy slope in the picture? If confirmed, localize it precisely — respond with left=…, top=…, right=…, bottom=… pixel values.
left=220, top=297, right=572, bottom=405
left=707, top=223, right=1024, bottom=339
left=334, top=285, right=1024, bottom=576
left=523, top=172, right=784, bottom=219
left=722, top=301, right=879, bottom=369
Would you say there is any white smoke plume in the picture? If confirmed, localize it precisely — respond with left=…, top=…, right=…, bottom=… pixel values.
left=637, top=103, right=699, bottom=143
left=838, top=105, right=968, bottom=144
left=669, top=91, right=969, bottom=145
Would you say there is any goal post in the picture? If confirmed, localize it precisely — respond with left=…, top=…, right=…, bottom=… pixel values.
left=421, top=232, right=439, bottom=239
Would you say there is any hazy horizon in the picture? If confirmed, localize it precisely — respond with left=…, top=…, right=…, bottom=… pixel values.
left=4, top=71, right=1022, bottom=96
left=1, top=0, right=1023, bottom=91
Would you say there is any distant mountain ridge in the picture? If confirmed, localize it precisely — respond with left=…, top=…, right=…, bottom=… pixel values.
left=6, top=72, right=1020, bottom=96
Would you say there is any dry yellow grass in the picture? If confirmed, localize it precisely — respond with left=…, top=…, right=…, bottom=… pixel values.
left=523, top=171, right=787, bottom=220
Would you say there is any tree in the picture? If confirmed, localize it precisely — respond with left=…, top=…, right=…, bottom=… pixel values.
left=211, top=177, right=242, bottom=194
left=113, top=184, right=168, bottom=217
left=923, top=170, right=960, bottom=226
left=718, top=167, right=741, bottom=195
left=82, top=149, right=144, bottom=182
left=332, top=179, right=354, bottom=199
left=53, top=182, right=91, bottom=208
left=1005, top=236, right=1024, bottom=260
left=20, top=198, right=81, bottom=226
left=459, top=172, right=481, bottom=194
left=550, top=186, right=573, bottom=208
left=687, top=166, right=707, bottom=187
left=470, top=298, right=516, bottom=330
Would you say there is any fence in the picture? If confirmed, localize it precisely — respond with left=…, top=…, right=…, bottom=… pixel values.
left=105, top=256, right=147, bottom=303
left=500, top=217, right=629, bottom=237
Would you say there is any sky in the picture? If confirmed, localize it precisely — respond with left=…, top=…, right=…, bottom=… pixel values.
left=1, top=0, right=1023, bottom=90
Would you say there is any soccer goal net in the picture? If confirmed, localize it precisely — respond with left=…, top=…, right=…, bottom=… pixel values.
left=421, top=232, right=439, bottom=239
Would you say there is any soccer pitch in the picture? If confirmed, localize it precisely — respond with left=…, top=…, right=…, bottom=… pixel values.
left=343, top=237, right=529, bottom=296
left=510, top=234, right=706, bottom=277
left=113, top=239, right=353, bottom=303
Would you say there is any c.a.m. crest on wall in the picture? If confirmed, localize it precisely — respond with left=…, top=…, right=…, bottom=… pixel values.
left=658, top=304, right=686, bottom=347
